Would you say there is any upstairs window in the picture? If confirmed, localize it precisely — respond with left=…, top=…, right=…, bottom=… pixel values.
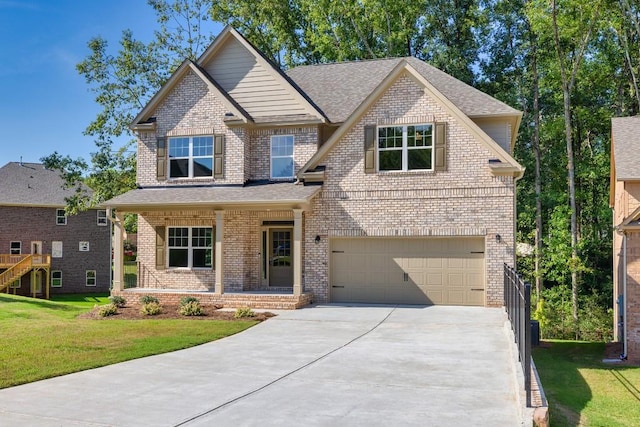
left=167, top=227, right=212, bottom=269
left=97, top=210, right=108, bottom=226
left=270, top=135, right=294, bottom=179
left=378, top=124, right=433, bottom=172
left=56, top=209, right=67, bottom=225
left=169, top=136, right=213, bottom=178
left=10, top=241, right=21, bottom=255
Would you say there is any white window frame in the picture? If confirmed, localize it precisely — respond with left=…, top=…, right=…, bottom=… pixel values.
left=51, top=270, right=62, bottom=288
left=85, top=270, right=96, bottom=287
left=167, top=226, right=213, bottom=269
left=270, top=135, right=295, bottom=180
left=97, top=210, right=108, bottom=226
left=9, top=277, right=21, bottom=289
left=56, top=209, right=67, bottom=225
left=168, top=136, right=214, bottom=179
left=10, top=241, right=21, bottom=255
left=377, top=124, right=434, bottom=172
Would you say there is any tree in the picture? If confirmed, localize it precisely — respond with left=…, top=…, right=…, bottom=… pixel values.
left=43, top=1, right=214, bottom=223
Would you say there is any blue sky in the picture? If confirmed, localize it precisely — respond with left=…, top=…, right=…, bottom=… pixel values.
left=0, top=0, right=221, bottom=167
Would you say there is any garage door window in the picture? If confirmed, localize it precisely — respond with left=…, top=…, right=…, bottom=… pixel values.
left=378, top=124, right=433, bottom=172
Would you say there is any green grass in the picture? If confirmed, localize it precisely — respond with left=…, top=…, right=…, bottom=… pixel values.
left=533, top=340, right=640, bottom=427
left=0, top=294, right=257, bottom=389
left=50, top=293, right=111, bottom=308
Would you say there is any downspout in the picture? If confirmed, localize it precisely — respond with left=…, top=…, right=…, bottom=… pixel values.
left=622, top=230, right=628, bottom=360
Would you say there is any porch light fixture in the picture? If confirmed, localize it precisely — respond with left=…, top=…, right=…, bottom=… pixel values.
left=315, top=235, right=321, bottom=244
left=495, top=234, right=501, bottom=243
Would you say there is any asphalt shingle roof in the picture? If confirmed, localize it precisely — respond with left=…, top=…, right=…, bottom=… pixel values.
left=0, top=162, right=90, bottom=207
left=106, top=182, right=321, bottom=208
left=286, top=57, right=521, bottom=123
left=612, top=116, right=640, bottom=180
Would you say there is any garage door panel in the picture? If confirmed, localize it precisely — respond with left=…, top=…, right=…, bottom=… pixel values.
left=330, top=237, right=485, bottom=306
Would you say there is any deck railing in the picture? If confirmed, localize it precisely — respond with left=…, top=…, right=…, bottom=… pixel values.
left=504, top=263, right=532, bottom=407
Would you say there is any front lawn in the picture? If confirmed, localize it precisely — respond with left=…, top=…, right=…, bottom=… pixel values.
left=0, top=294, right=258, bottom=389
left=50, top=292, right=111, bottom=308
left=533, top=341, right=640, bottom=427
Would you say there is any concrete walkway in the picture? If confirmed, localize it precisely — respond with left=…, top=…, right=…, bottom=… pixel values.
left=0, top=305, right=527, bottom=426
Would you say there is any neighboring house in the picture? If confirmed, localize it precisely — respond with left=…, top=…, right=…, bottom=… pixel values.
left=0, top=162, right=110, bottom=297
left=106, top=27, right=523, bottom=310
left=610, top=116, right=640, bottom=363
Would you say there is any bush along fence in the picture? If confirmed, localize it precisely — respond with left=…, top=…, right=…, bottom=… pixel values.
left=504, top=263, right=532, bottom=407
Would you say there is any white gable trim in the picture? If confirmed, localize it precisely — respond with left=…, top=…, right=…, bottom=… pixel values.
left=298, top=61, right=523, bottom=177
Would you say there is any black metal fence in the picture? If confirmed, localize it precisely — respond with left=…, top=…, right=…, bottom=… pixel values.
left=504, top=263, right=531, bottom=407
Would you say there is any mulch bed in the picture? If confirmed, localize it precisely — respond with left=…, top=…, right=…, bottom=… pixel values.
left=79, top=304, right=276, bottom=322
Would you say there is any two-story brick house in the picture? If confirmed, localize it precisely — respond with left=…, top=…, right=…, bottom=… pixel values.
left=106, top=27, right=523, bottom=309
left=610, top=116, right=640, bottom=363
left=0, top=162, right=111, bottom=297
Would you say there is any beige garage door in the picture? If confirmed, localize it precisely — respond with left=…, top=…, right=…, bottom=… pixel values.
left=330, top=237, right=485, bottom=306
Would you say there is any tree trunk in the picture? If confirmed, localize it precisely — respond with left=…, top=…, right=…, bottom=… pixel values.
left=531, top=37, right=543, bottom=299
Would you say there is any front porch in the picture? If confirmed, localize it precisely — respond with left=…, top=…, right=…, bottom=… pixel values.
left=111, top=288, right=314, bottom=310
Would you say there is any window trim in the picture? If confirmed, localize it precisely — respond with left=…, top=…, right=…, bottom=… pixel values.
left=9, top=277, right=21, bottom=289
left=85, top=270, right=96, bottom=287
left=10, top=241, right=21, bottom=255
left=167, top=226, right=213, bottom=269
left=56, top=209, right=67, bottom=225
left=51, top=271, right=62, bottom=288
left=377, top=124, right=434, bottom=172
left=168, top=135, right=214, bottom=179
left=97, top=210, right=108, bottom=226
left=270, top=135, right=295, bottom=180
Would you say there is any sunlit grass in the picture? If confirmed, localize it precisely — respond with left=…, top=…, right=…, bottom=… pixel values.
left=533, top=340, right=640, bottom=427
left=0, top=294, right=257, bottom=389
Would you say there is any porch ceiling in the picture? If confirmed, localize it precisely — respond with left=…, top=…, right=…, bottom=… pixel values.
left=104, top=182, right=321, bottom=212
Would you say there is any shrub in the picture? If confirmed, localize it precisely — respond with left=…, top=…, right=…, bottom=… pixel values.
left=141, top=302, right=162, bottom=316
left=234, top=307, right=255, bottom=318
left=179, top=301, right=204, bottom=316
left=180, top=296, right=199, bottom=306
left=98, top=304, right=118, bottom=317
left=139, top=295, right=159, bottom=305
left=109, top=295, right=126, bottom=307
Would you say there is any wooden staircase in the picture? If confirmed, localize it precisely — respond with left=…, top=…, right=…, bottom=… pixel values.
left=0, top=254, right=51, bottom=295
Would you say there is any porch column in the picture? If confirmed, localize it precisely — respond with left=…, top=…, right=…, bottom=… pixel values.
left=215, top=210, right=224, bottom=294
left=293, top=209, right=303, bottom=296
left=112, top=211, right=125, bottom=292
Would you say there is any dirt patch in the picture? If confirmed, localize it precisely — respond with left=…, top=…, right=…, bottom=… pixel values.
left=78, top=304, right=276, bottom=322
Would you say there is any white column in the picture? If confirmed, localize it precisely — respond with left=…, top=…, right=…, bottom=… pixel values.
left=215, top=210, right=224, bottom=294
left=112, top=211, right=125, bottom=291
left=293, top=209, right=303, bottom=296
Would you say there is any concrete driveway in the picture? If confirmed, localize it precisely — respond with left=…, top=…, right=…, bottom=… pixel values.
left=0, top=305, right=527, bottom=426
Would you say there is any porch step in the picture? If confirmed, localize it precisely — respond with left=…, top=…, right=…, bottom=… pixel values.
left=112, top=290, right=313, bottom=310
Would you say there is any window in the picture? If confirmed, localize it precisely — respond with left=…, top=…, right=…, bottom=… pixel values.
left=52, top=241, right=63, bottom=258
left=86, top=270, right=96, bottom=287
left=79, top=241, right=90, bottom=252
left=10, top=241, right=21, bottom=255
left=97, top=210, right=108, bottom=226
left=270, top=135, right=294, bottom=179
left=9, top=277, right=21, bottom=289
left=168, top=227, right=212, bottom=268
left=51, top=271, right=62, bottom=287
left=169, top=136, right=213, bottom=178
left=56, top=209, right=67, bottom=225
left=378, top=124, right=433, bottom=172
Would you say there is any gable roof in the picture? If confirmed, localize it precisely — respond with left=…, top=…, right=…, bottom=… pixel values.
left=286, top=56, right=521, bottom=123
left=131, top=60, right=251, bottom=128
left=611, top=116, right=640, bottom=181
left=298, top=61, right=523, bottom=178
left=0, top=162, right=92, bottom=208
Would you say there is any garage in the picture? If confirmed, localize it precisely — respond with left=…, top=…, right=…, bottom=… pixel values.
left=330, top=237, right=485, bottom=306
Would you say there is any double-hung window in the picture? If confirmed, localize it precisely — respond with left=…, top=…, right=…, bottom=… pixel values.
left=169, top=136, right=214, bottom=178
left=56, top=209, right=67, bottom=225
left=378, top=124, right=433, bottom=171
left=168, top=227, right=212, bottom=268
left=97, top=210, right=108, bottom=226
left=270, top=135, right=294, bottom=179
left=86, top=270, right=96, bottom=287
left=52, top=271, right=62, bottom=287
left=10, top=241, right=21, bottom=255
